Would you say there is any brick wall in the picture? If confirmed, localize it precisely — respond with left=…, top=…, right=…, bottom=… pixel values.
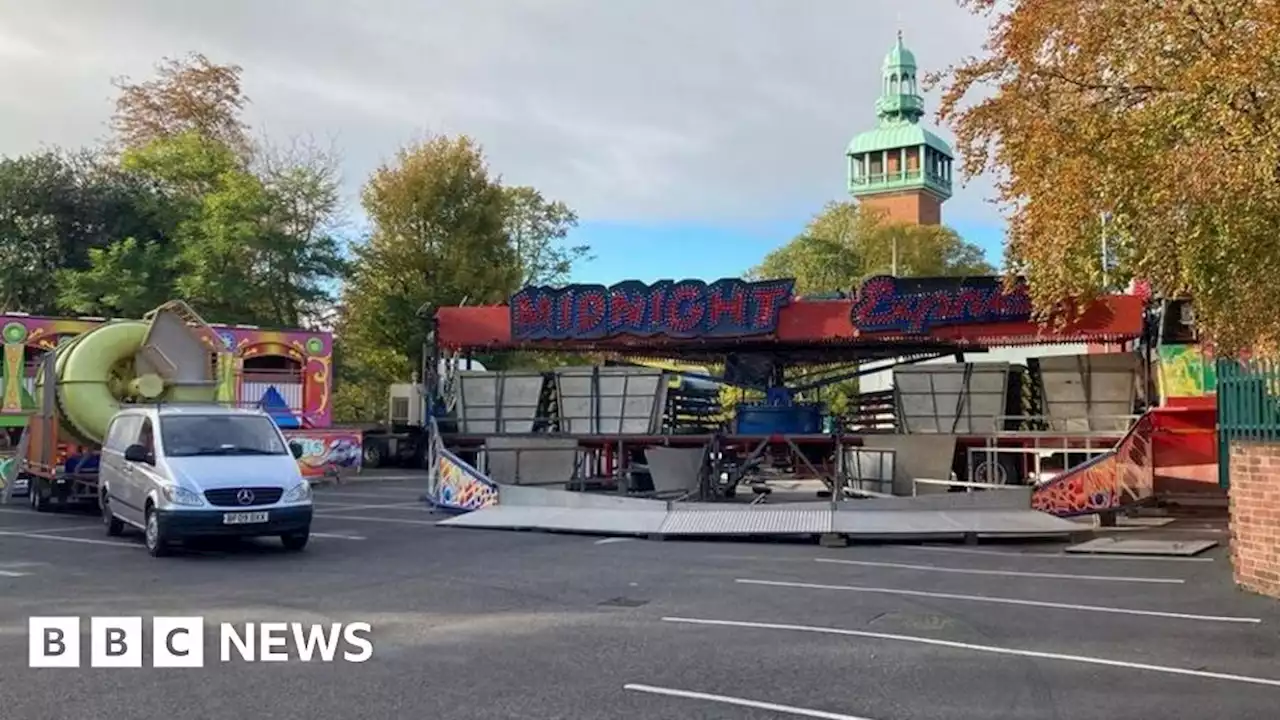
left=1229, top=442, right=1280, bottom=598
left=860, top=191, right=942, bottom=225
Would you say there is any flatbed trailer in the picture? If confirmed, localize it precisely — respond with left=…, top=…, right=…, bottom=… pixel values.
left=18, top=352, right=103, bottom=512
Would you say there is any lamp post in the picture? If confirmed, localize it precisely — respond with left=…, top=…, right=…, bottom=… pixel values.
left=1100, top=211, right=1112, bottom=290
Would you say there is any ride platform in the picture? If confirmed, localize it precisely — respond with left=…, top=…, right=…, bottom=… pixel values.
left=436, top=483, right=1081, bottom=541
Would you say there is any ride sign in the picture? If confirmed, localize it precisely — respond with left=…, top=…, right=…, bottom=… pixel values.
left=510, top=278, right=795, bottom=341
left=850, top=275, right=1033, bottom=334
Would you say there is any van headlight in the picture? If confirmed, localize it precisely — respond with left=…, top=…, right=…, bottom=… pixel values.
left=282, top=481, right=312, bottom=503
left=160, top=484, right=203, bottom=507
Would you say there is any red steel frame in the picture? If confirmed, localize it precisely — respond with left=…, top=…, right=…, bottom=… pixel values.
left=437, top=294, right=1145, bottom=356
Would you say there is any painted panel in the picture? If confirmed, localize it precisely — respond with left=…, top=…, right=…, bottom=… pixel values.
left=282, top=428, right=361, bottom=479
left=1032, top=413, right=1154, bottom=516
left=1031, top=451, right=1120, bottom=516
left=435, top=447, right=498, bottom=511
left=1157, top=344, right=1216, bottom=399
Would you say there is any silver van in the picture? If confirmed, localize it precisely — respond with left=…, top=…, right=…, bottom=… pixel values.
left=98, top=406, right=313, bottom=557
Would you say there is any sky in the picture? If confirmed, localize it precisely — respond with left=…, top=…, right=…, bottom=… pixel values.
left=0, top=0, right=1004, bottom=286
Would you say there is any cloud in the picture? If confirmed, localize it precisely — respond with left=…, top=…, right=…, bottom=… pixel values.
left=0, top=0, right=1003, bottom=227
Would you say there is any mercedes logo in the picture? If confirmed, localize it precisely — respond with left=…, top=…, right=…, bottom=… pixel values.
left=236, top=489, right=255, bottom=505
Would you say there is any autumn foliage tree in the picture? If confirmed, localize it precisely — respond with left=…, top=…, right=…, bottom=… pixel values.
left=111, top=53, right=252, bottom=157
left=934, top=0, right=1280, bottom=351
left=334, top=135, right=519, bottom=421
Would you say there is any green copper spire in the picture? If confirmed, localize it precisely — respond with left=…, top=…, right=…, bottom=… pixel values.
left=846, top=32, right=954, bottom=205
left=875, top=31, right=925, bottom=123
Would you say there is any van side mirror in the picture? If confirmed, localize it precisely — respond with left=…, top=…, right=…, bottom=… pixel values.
left=124, top=444, right=149, bottom=463
left=289, top=442, right=303, bottom=459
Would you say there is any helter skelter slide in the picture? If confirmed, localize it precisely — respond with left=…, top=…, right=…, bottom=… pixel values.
left=3, top=301, right=222, bottom=510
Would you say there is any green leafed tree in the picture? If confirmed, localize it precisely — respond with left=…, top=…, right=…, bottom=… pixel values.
left=0, top=149, right=172, bottom=314
left=255, top=138, right=350, bottom=327
left=747, top=200, right=994, bottom=415
left=56, top=237, right=177, bottom=317
left=748, top=201, right=994, bottom=293
left=58, top=132, right=346, bottom=327
left=502, top=185, right=589, bottom=285
left=335, top=134, right=519, bottom=422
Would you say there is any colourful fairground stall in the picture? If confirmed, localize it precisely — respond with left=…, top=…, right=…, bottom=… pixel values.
left=0, top=312, right=359, bottom=479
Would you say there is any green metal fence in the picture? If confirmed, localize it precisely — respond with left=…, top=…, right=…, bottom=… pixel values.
left=1217, top=358, right=1280, bottom=488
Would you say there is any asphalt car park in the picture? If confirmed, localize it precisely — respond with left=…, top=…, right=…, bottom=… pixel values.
left=2, top=478, right=1280, bottom=720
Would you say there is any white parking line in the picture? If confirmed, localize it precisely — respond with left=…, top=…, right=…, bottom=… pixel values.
left=309, top=513, right=439, bottom=526
left=0, top=570, right=29, bottom=577
left=662, top=616, right=1280, bottom=688
left=0, top=530, right=138, bottom=548
left=595, top=538, right=635, bottom=545
left=329, top=483, right=427, bottom=493
left=0, top=524, right=102, bottom=535
left=310, top=532, right=367, bottom=540
left=814, top=558, right=1185, bottom=584
left=735, top=578, right=1261, bottom=624
left=624, top=683, right=877, bottom=720
left=313, top=490, right=427, bottom=501
left=312, top=501, right=425, bottom=512
left=898, top=545, right=1215, bottom=563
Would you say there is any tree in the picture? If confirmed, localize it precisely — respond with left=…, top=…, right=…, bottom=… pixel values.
left=0, top=153, right=76, bottom=313
left=255, top=138, right=349, bottom=327
left=748, top=201, right=994, bottom=416
left=502, top=186, right=589, bottom=285
left=748, top=201, right=994, bottom=293
left=335, top=134, right=518, bottom=421
left=0, top=150, right=171, bottom=314
left=111, top=53, right=251, bottom=157
left=933, top=0, right=1280, bottom=350
left=56, top=237, right=177, bottom=317
left=59, top=132, right=346, bottom=326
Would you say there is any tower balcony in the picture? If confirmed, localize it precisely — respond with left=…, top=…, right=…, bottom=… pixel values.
left=849, top=166, right=952, bottom=201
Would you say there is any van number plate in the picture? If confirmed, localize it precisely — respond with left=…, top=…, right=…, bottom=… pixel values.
left=223, top=512, right=269, bottom=525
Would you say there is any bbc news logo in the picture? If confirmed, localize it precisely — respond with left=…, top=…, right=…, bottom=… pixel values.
left=29, top=616, right=374, bottom=667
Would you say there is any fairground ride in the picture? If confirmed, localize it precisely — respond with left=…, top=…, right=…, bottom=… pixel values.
left=417, top=274, right=1214, bottom=539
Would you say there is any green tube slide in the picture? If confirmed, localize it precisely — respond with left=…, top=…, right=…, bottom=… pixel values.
left=35, top=319, right=217, bottom=446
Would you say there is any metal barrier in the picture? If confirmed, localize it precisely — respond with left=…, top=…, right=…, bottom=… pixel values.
left=967, top=444, right=1114, bottom=486
left=991, top=414, right=1142, bottom=435
left=912, top=477, right=1028, bottom=496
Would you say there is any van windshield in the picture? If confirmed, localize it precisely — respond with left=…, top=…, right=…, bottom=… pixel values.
left=159, top=415, right=288, bottom=457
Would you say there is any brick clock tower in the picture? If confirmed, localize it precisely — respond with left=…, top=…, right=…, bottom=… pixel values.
left=846, top=32, right=954, bottom=226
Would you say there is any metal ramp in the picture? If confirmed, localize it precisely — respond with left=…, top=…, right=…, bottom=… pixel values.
left=437, top=484, right=1081, bottom=540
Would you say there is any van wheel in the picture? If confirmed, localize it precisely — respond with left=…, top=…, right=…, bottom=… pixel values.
left=101, top=494, right=124, bottom=537
left=144, top=506, right=171, bottom=557
left=281, top=530, right=309, bottom=551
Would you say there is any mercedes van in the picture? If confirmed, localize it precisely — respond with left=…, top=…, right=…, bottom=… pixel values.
left=98, top=406, right=313, bottom=557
